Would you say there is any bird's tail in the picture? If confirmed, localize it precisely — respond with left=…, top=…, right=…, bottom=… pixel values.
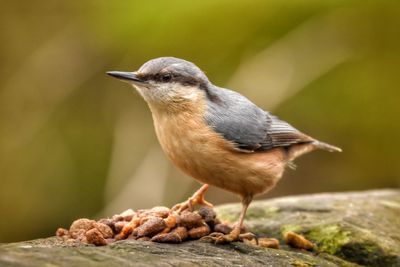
left=312, top=140, right=342, bottom=152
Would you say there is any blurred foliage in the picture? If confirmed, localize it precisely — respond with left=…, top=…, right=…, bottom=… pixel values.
left=0, top=1, right=399, bottom=242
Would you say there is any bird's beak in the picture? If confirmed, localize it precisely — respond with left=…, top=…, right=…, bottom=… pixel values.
left=106, top=71, right=144, bottom=84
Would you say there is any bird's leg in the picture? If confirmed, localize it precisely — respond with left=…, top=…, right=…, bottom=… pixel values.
left=171, top=184, right=212, bottom=213
left=202, top=195, right=253, bottom=244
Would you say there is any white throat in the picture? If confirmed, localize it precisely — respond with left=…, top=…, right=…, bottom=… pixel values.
left=133, top=83, right=202, bottom=106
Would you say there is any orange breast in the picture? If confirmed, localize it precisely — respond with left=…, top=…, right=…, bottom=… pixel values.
left=148, top=98, right=287, bottom=197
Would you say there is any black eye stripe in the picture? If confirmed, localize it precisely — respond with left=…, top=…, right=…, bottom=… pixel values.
left=162, top=73, right=172, bottom=82
left=140, top=72, right=205, bottom=87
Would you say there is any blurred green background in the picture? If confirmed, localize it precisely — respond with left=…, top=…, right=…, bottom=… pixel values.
left=1, top=1, right=399, bottom=243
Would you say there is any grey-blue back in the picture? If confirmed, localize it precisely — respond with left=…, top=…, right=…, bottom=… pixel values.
left=204, top=85, right=313, bottom=152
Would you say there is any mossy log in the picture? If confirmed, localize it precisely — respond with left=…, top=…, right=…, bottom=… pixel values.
left=1, top=190, right=399, bottom=267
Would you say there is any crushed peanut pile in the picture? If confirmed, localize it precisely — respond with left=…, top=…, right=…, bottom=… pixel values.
left=56, top=206, right=280, bottom=248
left=56, top=206, right=313, bottom=251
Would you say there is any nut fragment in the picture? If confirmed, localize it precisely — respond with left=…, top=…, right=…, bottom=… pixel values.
left=151, top=233, right=178, bottom=243
left=56, top=228, right=68, bottom=237
left=114, top=221, right=127, bottom=234
left=206, top=218, right=221, bottom=229
left=149, top=206, right=170, bottom=218
left=135, top=217, right=166, bottom=237
left=178, top=212, right=202, bottom=228
left=69, top=219, right=96, bottom=238
left=116, top=217, right=140, bottom=240
left=152, top=227, right=188, bottom=243
left=94, top=222, right=113, bottom=239
left=284, top=231, right=314, bottom=250
left=188, top=225, right=210, bottom=239
left=85, top=228, right=107, bottom=246
left=137, top=206, right=170, bottom=218
left=112, top=214, right=124, bottom=222
left=258, top=237, right=280, bottom=249
left=173, top=226, right=188, bottom=241
left=198, top=207, right=216, bottom=223
left=214, top=223, right=232, bottom=234
left=164, top=214, right=179, bottom=229
left=98, top=218, right=115, bottom=232
left=119, top=209, right=136, bottom=221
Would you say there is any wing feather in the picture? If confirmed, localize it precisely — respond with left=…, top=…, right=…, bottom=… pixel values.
left=204, top=86, right=313, bottom=152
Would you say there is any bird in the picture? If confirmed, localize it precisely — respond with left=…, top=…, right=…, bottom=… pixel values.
left=107, top=57, right=341, bottom=244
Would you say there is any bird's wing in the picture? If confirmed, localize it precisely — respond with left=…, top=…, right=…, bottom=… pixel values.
left=264, top=115, right=314, bottom=150
left=204, top=86, right=313, bottom=152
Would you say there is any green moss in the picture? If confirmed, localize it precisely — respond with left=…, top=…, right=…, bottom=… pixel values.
left=307, top=225, right=351, bottom=255
left=340, top=241, right=399, bottom=266
left=217, top=205, right=279, bottom=223
left=266, top=206, right=279, bottom=213
left=215, top=206, right=240, bottom=223
left=244, top=206, right=265, bottom=219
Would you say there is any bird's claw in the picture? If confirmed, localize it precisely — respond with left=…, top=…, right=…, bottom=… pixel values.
left=201, top=230, right=252, bottom=244
left=200, top=232, right=228, bottom=244
left=200, top=231, right=257, bottom=244
left=238, top=232, right=258, bottom=245
left=171, top=185, right=213, bottom=213
left=171, top=198, right=213, bottom=213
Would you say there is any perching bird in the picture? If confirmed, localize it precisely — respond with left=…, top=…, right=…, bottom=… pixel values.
left=107, top=57, right=341, bottom=243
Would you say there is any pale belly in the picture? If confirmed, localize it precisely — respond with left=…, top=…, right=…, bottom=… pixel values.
left=152, top=112, right=287, bottom=197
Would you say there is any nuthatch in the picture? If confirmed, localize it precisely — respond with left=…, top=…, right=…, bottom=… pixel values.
left=107, top=57, right=341, bottom=244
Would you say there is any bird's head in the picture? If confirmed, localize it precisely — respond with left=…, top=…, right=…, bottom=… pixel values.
left=107, top=57, right=210, bottom=108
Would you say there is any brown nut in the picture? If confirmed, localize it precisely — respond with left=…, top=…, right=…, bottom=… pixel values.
left=139, top=216, right=150, bottom=225
left=119, top=209, right=136, bottom=221
left=56, top=228, right=69, bottom=237
left=207, top=218, right=221, bottom=229
left=197, top=207, right=216, bottom=223
left=137, top=206, right=170, bottom=219
left=98, top=218, right=115, bottom=232
left=85, top=228, right=107, bottom=246
left=163, top=214, right=179, bottom=229
left=94, top=222, right=114, bottom=239
left=135, top=217, right=166, bottom=237
left=284, top=231, right=314, bottom=250
left=213, top=223, right=232, bottom=234
left=151, top=227, right=188, bottom=243
left=149, top=206, right=170, bottom=218
left=258, top=237, right=280, bottom=249
left=188, top=225, right=210, bottom=239
left=172, top=226, right=188, bottom=241
left=178, top=212, right=203, bottom=228
left=69, top=219, right=96, bottom=238
left=112, top=214, right=124, bottom=222
left=116, top=217, right=140, bottom=240
left=114, top=221, right=127, bottom=234
left=151, top=233, right=179, bottom=243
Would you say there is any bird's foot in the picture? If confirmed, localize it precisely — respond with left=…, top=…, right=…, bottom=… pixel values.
left=200, top=232, right=236, bottom=244
left=201, top=229, right=255, bottom=244
left=171, top=184, right=212, bottom=213
left=171, top=195, right=213, bottom=213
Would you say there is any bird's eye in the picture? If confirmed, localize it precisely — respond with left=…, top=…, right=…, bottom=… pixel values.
left=162, top=73, right=172, bottom=82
